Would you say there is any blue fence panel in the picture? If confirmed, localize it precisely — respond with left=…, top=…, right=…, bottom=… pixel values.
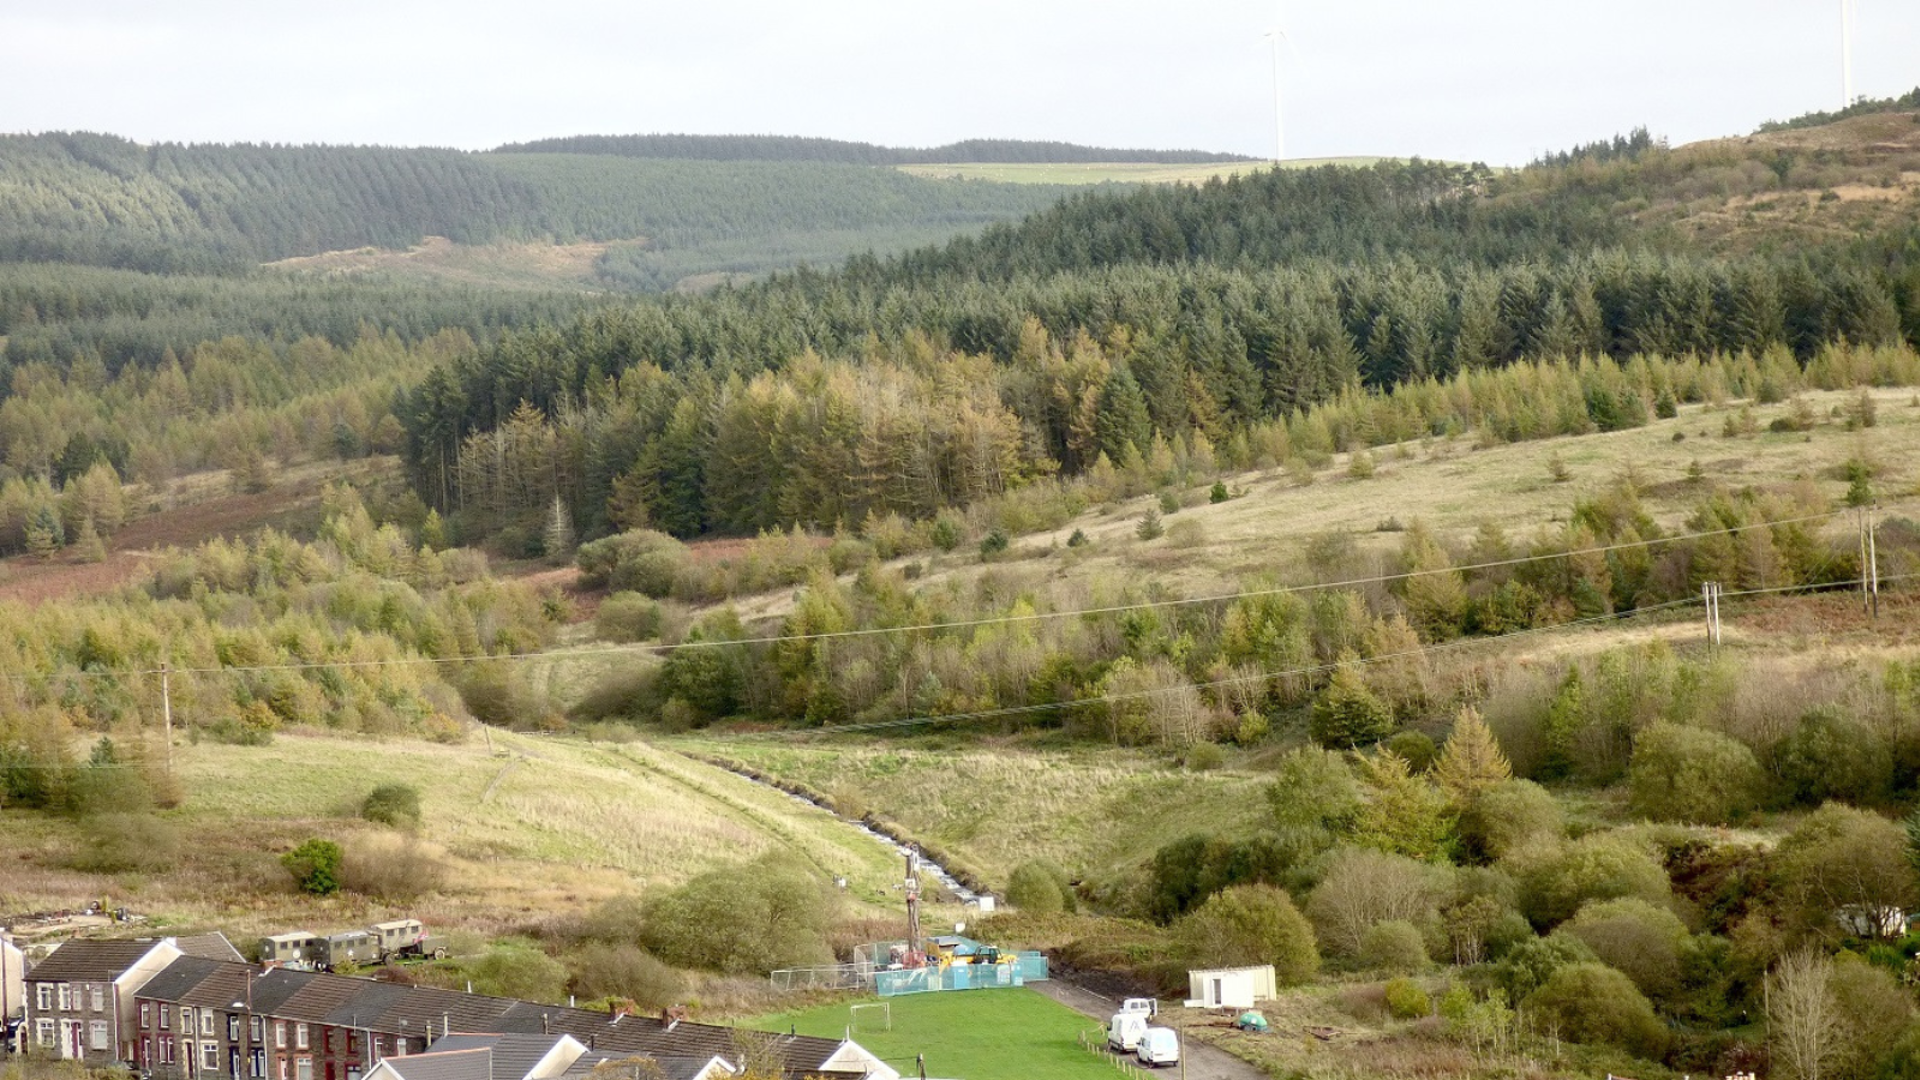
left=871, top=952, right=1049, bottom=997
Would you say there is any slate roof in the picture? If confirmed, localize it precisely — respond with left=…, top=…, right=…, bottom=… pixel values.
left=176, top=933, right=246, bottom=963
left=563, top=1050, right=734, bottom=1080
left=426, top=1033, right=579, bottom=1080
left=135, top=957, right=230, bottom=1004
left=376, top=1048, right=494, bottom=1080
left=26, top=940, right=168, bottom=983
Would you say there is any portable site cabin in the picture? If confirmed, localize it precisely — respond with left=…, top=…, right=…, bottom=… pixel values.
left=323, top=929, right=378, bottom=967
left=371, top=919, right=424, bottom=955
left=258, top=932, right=320, bottom=967
left=1185, top=965, right=1277, bottom=1010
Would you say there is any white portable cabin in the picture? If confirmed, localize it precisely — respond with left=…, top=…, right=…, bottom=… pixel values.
left=1185, top=965, right=1278, bottom=1010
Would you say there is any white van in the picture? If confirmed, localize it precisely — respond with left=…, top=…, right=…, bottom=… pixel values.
left=1136, top=1026, right=1180, bottom=1068
left=1107, top=1009, right=1150, bottom=1052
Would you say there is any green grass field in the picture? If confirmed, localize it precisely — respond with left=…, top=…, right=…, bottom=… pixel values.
left=895, top=159, right=1386, bottom=185
left=751, top=988, right=1115, bottom=1080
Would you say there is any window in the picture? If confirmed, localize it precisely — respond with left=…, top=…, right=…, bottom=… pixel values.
left=141, top=1002, right=152, bottom=1028
left=37, top=984, right=54, bottom=1011
left=296, top=1058, right=313, bottom=1080
left=251, top=1017, right=263, bottom=1042
left=57, top=984, right=72, bottom=1010
left=295, top=1024, right=308, bottom=1050
left=142, top=1037, right=154, bottom=1065
left=90, top=1020, right=111, bottom=1051
left=162, top=1035, right=177, bottom=1064
left=91, top=986, right=106, bottom=1012
left=275, top=1022, right=287, bottom=1049
left=204, top=1041, right=221, bottom=1071
left=230, top=1015, right=241, bottom=1041
left=36, top=1019, right=56, bottom=1047
left=162, top=1004, right=172, bottom=1030
left=251, top=1049, right=265, bottom=1078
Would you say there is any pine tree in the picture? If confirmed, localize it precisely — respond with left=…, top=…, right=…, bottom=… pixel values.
left=1432, top=706, right=1511, bottom=805
left=25, top=503, right=63, bottom=559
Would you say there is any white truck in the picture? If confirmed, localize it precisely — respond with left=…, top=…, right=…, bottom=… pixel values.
left=1136, top=1026, right=1180, bottom=1068
left=1106, top=998, right=1159, bottom=1053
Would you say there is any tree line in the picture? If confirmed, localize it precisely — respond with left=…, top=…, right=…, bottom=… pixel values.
left=492, top=133, right=1252, bottom=165
left=0, top=133, right=1076, bottom=278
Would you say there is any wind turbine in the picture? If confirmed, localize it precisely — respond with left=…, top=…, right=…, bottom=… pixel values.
left=1264, top=26, right=1289, bottom=165
left=1840, top=0, right=1857, bottom=109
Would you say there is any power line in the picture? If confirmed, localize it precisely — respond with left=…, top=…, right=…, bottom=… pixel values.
left=737, top=569, right=1920, bottom=740
left=0, top=499, right=1901, bottom=686
left=5, top=573, right=1911, bottom=770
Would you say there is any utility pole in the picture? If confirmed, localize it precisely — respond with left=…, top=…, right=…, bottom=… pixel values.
left=1702, top=582, right=1722, bottom=649
left=1864, top=507, right=1880, bottom=619
left=1870, top=509, right=1881, bottom=618
left=161, top=664, right=174, bottom=778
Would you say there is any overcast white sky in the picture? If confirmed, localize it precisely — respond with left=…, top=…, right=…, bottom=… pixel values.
left=4, top=1, right=1917, bottom=165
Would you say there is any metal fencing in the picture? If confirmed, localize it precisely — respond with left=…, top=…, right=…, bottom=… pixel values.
left=873, top=953, right=1048, bottom=997
left=771, top=948, right=1048, bottom=997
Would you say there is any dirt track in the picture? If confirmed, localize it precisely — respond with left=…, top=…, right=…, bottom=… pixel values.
left=1029, top=978, right=1268, bottom=1080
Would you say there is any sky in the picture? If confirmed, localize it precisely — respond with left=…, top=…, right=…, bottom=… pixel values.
left=4, top=0, right=1918, bottom=165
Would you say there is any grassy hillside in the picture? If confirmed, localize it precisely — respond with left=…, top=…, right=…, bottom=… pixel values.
left=0, top=727, right=911, bottom=939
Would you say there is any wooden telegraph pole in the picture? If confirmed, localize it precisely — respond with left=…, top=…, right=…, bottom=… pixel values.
left=1702, top=582, right=1722, bottom=649
left=161, top=663, right=174, bottom=779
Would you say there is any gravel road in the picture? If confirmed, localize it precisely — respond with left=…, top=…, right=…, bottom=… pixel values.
left=1028, top=978, right=1270, bottom=1080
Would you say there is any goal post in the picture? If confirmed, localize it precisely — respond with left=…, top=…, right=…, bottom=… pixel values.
left=849, top=1001, right=892, bottom=1033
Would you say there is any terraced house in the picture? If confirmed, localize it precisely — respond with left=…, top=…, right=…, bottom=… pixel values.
left=22, top=935, right=246, bottom=1066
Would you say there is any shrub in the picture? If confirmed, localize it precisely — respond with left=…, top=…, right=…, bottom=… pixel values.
left=1459, top=779, right=1562, bottom=861
left=361, top=782, right=422, bottom=828
left=640, top=853, right=835, bottom=974
left=930, top=514, right=963, bottom=552
left=595, top=592, right=663, bottom=642
left=1007, top=860, right=1075, bottom=914
left=1496, top=934, right=1596, bottom=1001
left=1383, top=976, right=1431, bottom=1019
left=1385, top=731, right=1437, bottom=773
left=1628, top=722, right=1765, bottom=825
left=1185, top=742, right=1226, bottom=771
left=466, top=941, right=567, bottom=1001
left=1774, top=802, right=1916, bottom=939
left=1066, top=528, right=1089, bottom=547
left=1210, top=481, right=1230, bottom=504
left=1177, top=884, right=1319, bottom=985
left=1360, top=921, right=1432, bottom=975
left=72, top=813, right=180, bottom=873
left=282, top=837, right=344, bottom=896
left=1523, top=963, right=1669, bottom=1059
left=575, top=529, right=690, bottom=598
left=1772, top=708, right=1891, bottom=807
left=342, top=834, right=450, bottom=900
left=1519, top=833, right=1670, bottom=929
left=1555, top=898, right=1689, bottom=1000
left=1158, top=490, right=1181, bottom=514
left=1165, top=518, right=1206, bottom=548
left=979, top=530, right=1010, bottom=559
left=1307, top=847, right=1441, bottom=959
left=567, top=944, right=686, bottom=1009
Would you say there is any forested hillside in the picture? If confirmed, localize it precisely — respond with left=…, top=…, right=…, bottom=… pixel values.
left=0, top=133, right=1078, bottom=276
left=398, top=132, right=1920, bottom=546
left=492, top=133, right=1253, bottom=164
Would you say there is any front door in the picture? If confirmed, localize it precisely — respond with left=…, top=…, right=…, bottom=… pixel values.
left=63, top=1020, right=84, bottom=1059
